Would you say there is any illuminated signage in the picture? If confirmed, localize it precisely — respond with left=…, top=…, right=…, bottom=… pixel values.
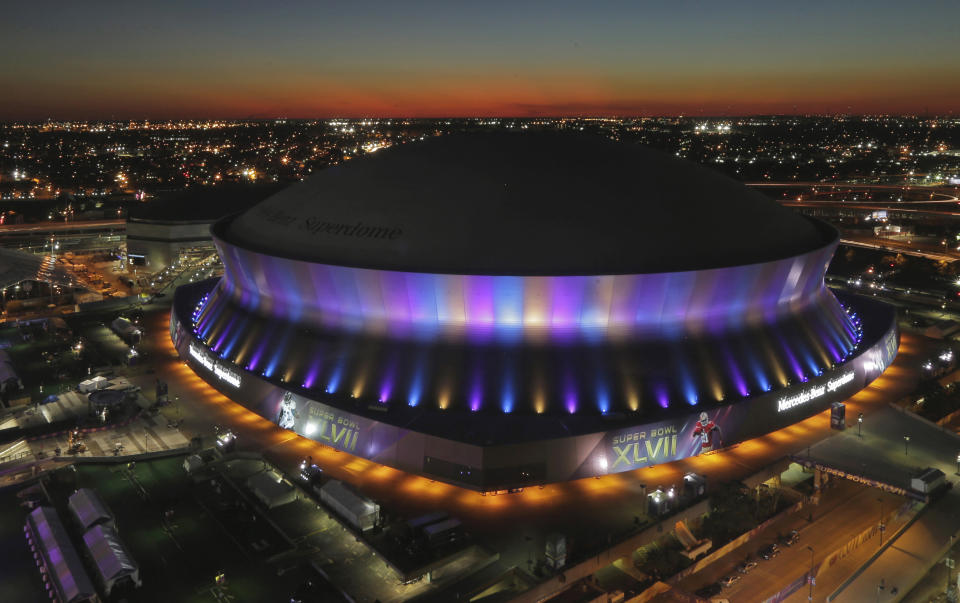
left=303, top=403, right=360, bottom=451
left=611, top=434, right=678, bottom=469
left=189, top=343, right=241, bottom=388
left=189, top=343, right=214, bottom=370
left=811, top=463, right=910, bottom=497
left=610, top=424, right=680, bottom=470
left=777, top=370, right=854, bottom=412
left=277, top=393, right=362, bottom=452
left=214, top=364, right=241, bottom=388
left=863, top=330, right=898, bottom=374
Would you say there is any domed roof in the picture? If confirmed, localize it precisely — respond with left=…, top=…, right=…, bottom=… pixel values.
left=223, top=132, right=832, bottom=275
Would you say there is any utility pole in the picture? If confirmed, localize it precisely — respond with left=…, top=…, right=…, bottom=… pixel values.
left=947, top=534, right=955, bottom=596
left=878, top=496, right=885, bottom=547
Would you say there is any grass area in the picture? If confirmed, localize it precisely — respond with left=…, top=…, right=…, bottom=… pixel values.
left=908, top=379, right=960, bottom=423
left=0, top=310, right=157, bottom=405
left=625, top=482, right=795, bottom=584
left=37, top=457, right=324, bottom=602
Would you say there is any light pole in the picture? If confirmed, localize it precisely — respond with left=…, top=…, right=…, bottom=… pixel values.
left=904, top=435, right=910, bottom=456
left=947, top=534, right=955, bottom=596
left=858, top=413, right=864, bottom=438
left=877, top=496, right=885, bottom=548
left=956, top=452, right=960, bottom=476
left=807, top=546, right=815, bottom=602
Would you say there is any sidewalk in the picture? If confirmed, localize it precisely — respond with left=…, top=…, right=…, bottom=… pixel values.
left=27, top=411, right=190, bottom=458
left=674, top=480, right=907, bottom=602
left=903, top=534, right=960, bottom=602
left=0, top=412, right=191, bottom=489
left=779, top=502, right=918, bottom=603
left=831, top=487, right=960, bottom=602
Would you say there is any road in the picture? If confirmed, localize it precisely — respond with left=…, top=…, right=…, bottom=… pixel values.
left=749, top=182, right=957, bottom=192
left=676, top=481, right=910, bottom=602
left=0, top=219, right=125, bottom=235
left=749, top=182, right=960, bottom=203
left=675, top=388, right=960, bottom=603
left=791, top=389, right=960, bottom=602
left=839, top=234, right=960, bottom=263
left=902, top=534, right=960, bottom=602
left=833, top=488, right=960, bottom=603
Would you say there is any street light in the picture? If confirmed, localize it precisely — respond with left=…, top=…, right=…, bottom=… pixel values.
left=956, top=452, right=960, bottom=476
left=858, top=412, right=864, bottom=438
left=904, top=435, right=910, bottom=456
left=947, top=534, right=955, bottom=596
left=807, top=546, right=815, bottom=602
left=878, top=496, right=885, bottom=547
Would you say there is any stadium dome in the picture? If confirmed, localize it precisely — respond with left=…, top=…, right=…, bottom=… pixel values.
left=226, top=132, right=830, bottom=275
left=172, top=132, right=899, bottom=491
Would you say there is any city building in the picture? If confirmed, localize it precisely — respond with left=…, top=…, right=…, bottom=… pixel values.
left=126, top=185, right=282, bottom=271
left=171, top=133, right=899, bottom=491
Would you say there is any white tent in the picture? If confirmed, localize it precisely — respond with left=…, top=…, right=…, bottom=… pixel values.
left=183, top=454, right=204, bottom=474
left=25, top=506, right=97, bottom=603
left=83, top=523, right=141, bottom=596
left=246, top=470, right=298, bottom=509
left=0, top=247, right=93, bottom=290
left=79, top=375, right=109, bottom=393
left=68, top=487, right=115, bottom=531
left=110, top=318, right=141, bottom=342
left=0, top=359, right=19, bottom=393
left=320, top=479, right=380, bottom=532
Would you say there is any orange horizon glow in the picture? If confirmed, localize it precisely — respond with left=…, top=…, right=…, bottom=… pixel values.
left=6, top=79, right=960, bottom=121
left=5, top=2, right=958, bottom=121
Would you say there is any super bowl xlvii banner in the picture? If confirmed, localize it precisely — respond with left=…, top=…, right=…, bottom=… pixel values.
left=274, top=391, right=362, bottom=452
left=270, top=391, right=411, bottom=461
left=593, top=359, right=870, bottom=476
left=606, top=405, right=739, bottom=472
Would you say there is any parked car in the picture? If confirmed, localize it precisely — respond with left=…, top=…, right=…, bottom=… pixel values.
left=720, top=574, right=741, bottom=588
left=736, top=559, right=758, bottom=574
left=695, top=583, right=723, bottom=598
left=781, top=530, right=799, bottom=546
left=760, top=544, right=781, bottom=560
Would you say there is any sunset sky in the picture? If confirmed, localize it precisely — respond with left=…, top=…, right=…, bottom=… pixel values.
left=3, top=0, right=959, bottom=119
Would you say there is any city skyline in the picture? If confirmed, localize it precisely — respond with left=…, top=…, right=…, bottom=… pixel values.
left=3, top=0, right=960, bottom=120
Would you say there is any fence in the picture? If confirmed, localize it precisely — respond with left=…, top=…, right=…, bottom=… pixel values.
left=667, top=499, right=805, bottom=585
